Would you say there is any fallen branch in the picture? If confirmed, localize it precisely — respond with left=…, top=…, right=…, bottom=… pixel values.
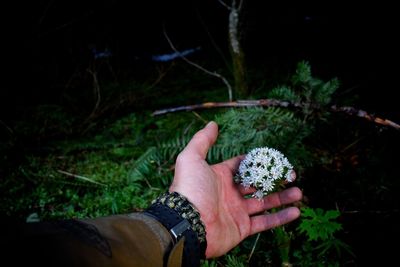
left=152, top=99, right=299, bottom=115
left=152, top=99, right=400, bottom=130
left=330, top=105, right=400, bottom=130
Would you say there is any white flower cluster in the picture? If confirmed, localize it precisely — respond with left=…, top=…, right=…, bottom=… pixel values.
left=237, top=147, right=295, bottom=199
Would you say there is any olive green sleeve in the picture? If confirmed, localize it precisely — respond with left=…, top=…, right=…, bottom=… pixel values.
left=4, top=213, right=184, bottom=267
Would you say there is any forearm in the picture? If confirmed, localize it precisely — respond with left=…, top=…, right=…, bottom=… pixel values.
left=80, top=213, right=175, bottom=266
left=3, top=213, right=179, bottom=267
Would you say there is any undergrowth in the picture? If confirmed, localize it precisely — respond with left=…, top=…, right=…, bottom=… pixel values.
left=1, top=61, right=398, bottom=266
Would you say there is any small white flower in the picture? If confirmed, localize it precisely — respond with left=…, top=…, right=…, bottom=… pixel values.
left=236, top=147, right=294, bottom=199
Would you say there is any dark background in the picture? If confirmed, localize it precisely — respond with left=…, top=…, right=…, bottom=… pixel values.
left=2, top=1, right=399, bottom=120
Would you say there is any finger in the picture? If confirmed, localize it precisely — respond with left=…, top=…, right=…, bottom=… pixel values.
left=249, top=207, right=301, bottom=235
left=180, top=121, right=218, bottom=160
left=246, top=187, right=302, bottom=215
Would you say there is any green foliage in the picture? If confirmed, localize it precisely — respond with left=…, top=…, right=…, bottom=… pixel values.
left=201, top=247, right=249, bottom=267
left=267, top=86, right=301, bottom=103
left=292, top=242, right=341, bottom=267
left=211, top=61, right=339, bottom=176
left=273, top=227, right=291, bottom=264
left=158, top=135, right=191, bottom=159
left=6, top=150, right=161, bottom=220
left=128, top=147, right=158, bottom=183
left=0, top=113, right=165, bottom=219
left=293, top=207, right=354, bottom=266
left=201, top=259, right=218, bottom=267
left=13, top=105, right=76, bottom=138
left=297, top=207, right=342, bottom=241
left=268, top=61, right=339, bottom=122
left=58, top=113, right=143, bottom=155
left=291, top=61, right=340, bottom=106
left=200, top=61, right=345, bottom=266
left=292, top=61, right=312, bottom=84
left=214, top=107, right=312, bottom=169
left=225, top=254, right=247, bottom=267
left=1, top=60, right=366, bottom=266
left=315, top=237, right=355, bottom=259
left=216, top=107, right=299, bottom=149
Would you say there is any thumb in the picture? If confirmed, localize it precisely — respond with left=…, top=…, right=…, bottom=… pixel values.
left=181, top=121, right=218, bottom=160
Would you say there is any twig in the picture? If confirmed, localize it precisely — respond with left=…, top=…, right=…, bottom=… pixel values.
left=238, top=0, right=244, bottom=11
left=217, top=0, right=231, bottom=10
left=191, top=111, right=208, bottom=124
left=248, top=233, right=260, bottom=263
left=218, top=0, right=243, bottom=11
left=342, top=209, right=400, bottom=214
left=57, top=169, right=106, bottom=186
left=152, top=99, right=400, bottom=130
left=85, top=68, right=101, bottom=121
left=37, top=0, right=55, bottom=27
left=163, top=27, right=233, bottom=101
left=0, top=120, right=13, bottom=134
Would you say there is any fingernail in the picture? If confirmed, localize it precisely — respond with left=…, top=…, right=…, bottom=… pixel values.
left=206, top=121, right=216, bottom=128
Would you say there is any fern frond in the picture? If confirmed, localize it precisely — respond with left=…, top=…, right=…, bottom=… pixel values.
left=214, top=107, right=312, bottom=168
left=158, top=135, right=191, bottom=159
left=127, top=147, right=158, bottom=183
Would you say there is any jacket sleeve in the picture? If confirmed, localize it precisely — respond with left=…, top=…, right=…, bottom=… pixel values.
left=3, top=213, right=185, bottom=267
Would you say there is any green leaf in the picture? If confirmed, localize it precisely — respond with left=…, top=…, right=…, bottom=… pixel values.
left=297, top=208, right=342, bottom=241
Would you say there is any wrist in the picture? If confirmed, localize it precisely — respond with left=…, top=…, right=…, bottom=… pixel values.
left=144, top=191, right=207, bottom=265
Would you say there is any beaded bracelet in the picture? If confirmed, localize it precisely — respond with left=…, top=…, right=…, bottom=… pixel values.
left=152, top=192, right=207, bottom=243
left=145, top=191, right=207, bottom=261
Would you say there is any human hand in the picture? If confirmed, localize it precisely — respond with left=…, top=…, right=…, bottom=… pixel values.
left=169, top=121, right=303, bottom=258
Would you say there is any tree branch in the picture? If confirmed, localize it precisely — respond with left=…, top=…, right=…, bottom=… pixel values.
left=152, top=99, right=400, bottom=130
left=330, top=105, right=400, bottom=130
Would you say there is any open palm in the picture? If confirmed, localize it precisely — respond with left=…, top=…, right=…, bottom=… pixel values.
left=170, top=121, right=303, bottom=258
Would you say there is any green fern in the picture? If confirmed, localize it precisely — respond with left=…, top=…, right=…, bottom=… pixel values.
left=214, top=107, right=311, bottom=170
left=127, top=146, right=158, bottom=183
left=125, top=136, right=192, bottom=190
left=157, top=135, right=191, bottom=159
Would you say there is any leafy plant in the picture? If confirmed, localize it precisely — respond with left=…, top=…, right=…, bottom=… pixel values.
left=1, top=60, right=363, bottom=266
left=273, top=226, right=292, bottom=266
left=293, top=207, right=354, bottom=266
left=297, top=207, right=342, bottom=241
